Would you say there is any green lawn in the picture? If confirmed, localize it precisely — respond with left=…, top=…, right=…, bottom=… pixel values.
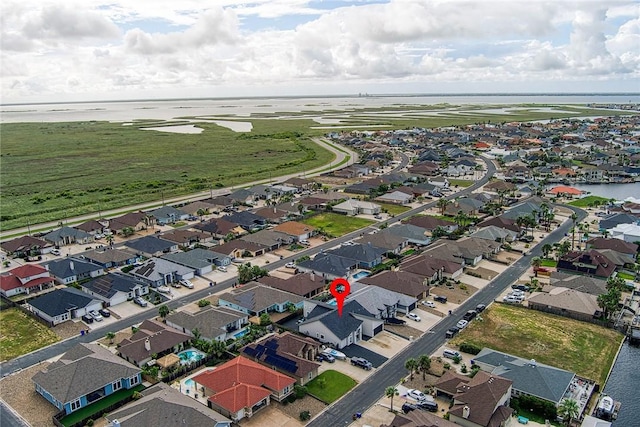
left=302, top=213, right=375, bottom=237
left=0, top=308, right=60, bottom=362
left=450, top=304, right=623, bottom=385
left=540, top=258, right=558, bottom=267
left=378, top=203, right=411, bottom=216
left=568, top=196, right=610, bottom=208
left=448, top=179, right=474, bottom=188
left=616, top=272, right=635, bottom=281
left=306, top=370, right=356, bottom=403
left=60, top=384, right=145, bottom=427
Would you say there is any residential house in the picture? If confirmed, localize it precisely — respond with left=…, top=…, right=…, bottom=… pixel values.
left=257, top=273, right=326, bottom=298
left=401, top=253, right=461, bottom=280
left=213, top=240, right=267, bottom=258
left=108, top=211, right=154, bottom=234
left=193, top=356, right=296, bottom=421
left=585, top=237, right=638, bottom=256
left=203, top=195, right=235, bottom=213
left=32, top=343, right=142, bottom=415
left=253, top=207, right=291, bottom=224
left=381, top=411, right=458, bottom=427
left=296, top=253, right=357, bottom=281
left=484, top=180, right=518, bottom=194
left=131, top=258, right=195, bottom=287
left=82, top=248, right=139, bottom=269
left=242, top=332, right=321, bottom=386
left=228, top=188, right=256, bottom=205
left=358, top=271, right=430, bottom=300
left=403, top=215, right=458, bottom=234
left=383, top=224, right=431, bottom=246
left=501, top=201, right=543, bottom=221
left=326, top=243, right=387, bottom=270
left=0, top=264, right=55, bottom=298
left=225, top=211, right=267, bottom=232
left=527, top=287, right=603, bottom=323
left=608, top=223, right=640, bottom=243
left=283, top=177, right=315, bottom=190
left=180, top=200, right=218, bottom=216
left=26, top=287, right=103, bottom=325
left=548, top=272, right=608, bottom=296
left=427, top=176, right=449, bottom=188
left=348, top=281, right=418, bottom=316
left=470, top=225, right=519, bottom=243
left=477, top=216, right=522, bottom=234
left=104, top=382, right=232, bottom=427
left=80, top=272, right=149, bottom=306
left=75, top=220, right=107, bottom=235
left=435, top=370, right=513, bottom=427
left=43, top=257, right=104, bottom=285
left=557, top=250, right=617, bottom=279
left=240, top=229, right=294, bottom=251
left=117, top=319, right=192, bottom=367
left=332, top=199, right=381, bottom=216
left=44, top=226, right=93, bottom=247
left=166, top=305, right=249, bottom=342
left=354, top=232, right=407, bottom=255
left=159, top=229, right=213, bottom=247
left=0, top=235, right=53, bottom=258
left=218, top=282, right=304, bottom=316
left=598, top=213, right=639, bottom=232
left=194, top=218, right=247, bottom=239
left=473, top=348, right=576, bottom=407
left=273, top=221, right=317, bottom=241
left=375, top=190, right=413, bottom=205
left=123, top=236, right=178, bottom=258
left=161, top=248, right=225, bottom=275
left=444, top=197, right=484, bottom=216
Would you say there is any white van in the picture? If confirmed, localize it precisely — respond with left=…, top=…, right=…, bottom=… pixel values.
left=443, top=349, right=461, bottom=359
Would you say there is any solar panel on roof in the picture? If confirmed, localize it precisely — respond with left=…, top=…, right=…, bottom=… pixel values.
left=265, top=340, right=279, bottom=350
left=264, top=354, right=297, bottom=373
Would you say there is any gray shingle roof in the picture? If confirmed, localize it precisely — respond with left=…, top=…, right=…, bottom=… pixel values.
left=166, top=306, right=246, bottom=340
left=27, top=288, right=100, bottom=317
left=161, top=248, right=219, bottom=269
left=32, top=343, right=140, bottom=404
left=124, top=236, right=175, bottom=254
left=306, top=300, right=366, bottom=340
left=82, top=273, right=146, bottom=299
left=297, top=253, right=356, bottom=278
left=327, top=243, right=386, bottom=263
left=43, top=257, right=103, bottom=279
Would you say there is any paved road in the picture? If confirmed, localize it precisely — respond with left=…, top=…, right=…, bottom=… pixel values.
left=0, top=137, right=358, bottom=240
left=307, top=204, right=587, bottom=427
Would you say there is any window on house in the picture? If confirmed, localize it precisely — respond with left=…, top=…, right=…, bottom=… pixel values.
left=129, top=375, right=139, bottom=386
left=70, top=398, right=81, bottom=411
left=112, top=379, right=122, bottom=391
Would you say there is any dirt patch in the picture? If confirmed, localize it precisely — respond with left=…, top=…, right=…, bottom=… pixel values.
left=275, top=395, right=327, bottom=423
left=97, top=330, right=133, bottom=348
left=0, top=362, right=58, bottom=427
left=492, top=251, right=520, bottom=264
left=464, top=266, right=499, bottom=280
left=429, top=282, right=478, bottom=305
left=52, top=319, right=88, bottom=340
left=384, top=323, right=423, bottom=340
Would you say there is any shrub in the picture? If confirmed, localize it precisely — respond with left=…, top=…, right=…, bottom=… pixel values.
left=452, top=355, right=462, bottom=364
left=287, top=394, right=297, bottom=404
left=121, top=265, right=135, bottom=273
left=294, top=385, right=308, bottom=399
left=459, top=283, right=468, bottom=291
left=197, top=299, right=211, bottom=307
left=443, top=363, right=451, bottom=370
left=461, top=364, right=467, bottom=373
left=459, top=342, right=482, bottom=355
left=300, top=411, right=311, bottom=421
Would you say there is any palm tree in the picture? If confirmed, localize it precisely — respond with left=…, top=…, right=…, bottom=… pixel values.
left=405, top=358, right=418, bottom=380
left=105, top=234, right=114, bottom=248
left=531, top=257, right=542, bottom=276
left=158, top=305, right=169, bottom=319
left=558, top=398, right=579, bottom=426
left=437, top=198, right=450, bottom=216
left=556, top=240, right=571, bottom=260
left=541, top=243, right=552, bottom=259
left=105, top=331, right=116, bottom=345
left=454, top=211, right=470, bottom=228
left=418, top=355, right=431, bottom=380
left=385, top=386, right=399, bottom=412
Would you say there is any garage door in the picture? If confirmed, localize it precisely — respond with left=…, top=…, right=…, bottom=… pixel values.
left=373, top=324, right=383, bottom=336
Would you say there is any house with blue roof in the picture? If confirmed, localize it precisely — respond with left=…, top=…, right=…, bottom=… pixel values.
left=43, top=257, right=104, bottom=285
left=147, top=205, right=189, bottom=225
left=32, top=343, right=142, bottom=415
left=80, top=272, right=149, bottom=306
left=123, top=236, right=178, bottom=258
left=296, top=252, right=357, bottom=281
left=326, top=243, right=386, bottom=269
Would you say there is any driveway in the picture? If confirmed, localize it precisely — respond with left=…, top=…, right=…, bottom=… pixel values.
left=356, top=331, right=410, bottom=359
left=398, top=308, right=442, bottom=333
left=318, top=358, right=372, bottom=383
left=340, top=343, right=388, bottom=368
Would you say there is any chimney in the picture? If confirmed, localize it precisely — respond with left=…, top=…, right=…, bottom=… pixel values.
left=144, top=338, right=151, bottom=352
left=463, top=406, right=470, bottom=419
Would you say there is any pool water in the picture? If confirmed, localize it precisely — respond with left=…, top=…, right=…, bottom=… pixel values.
left=352, top=271, right=370, bottom=280
left=234, top=329, right=248, bottom=339
left=177, top=349, right=205, bottom=364
left=185, top=378, right=195, bottom=387
left=328, top=299, right=337, bottom=306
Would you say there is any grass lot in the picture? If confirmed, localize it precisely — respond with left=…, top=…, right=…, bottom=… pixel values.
left=448, top=179, right=474, bottom=188
left=378, top=203, right=411, bottom=216
left=616, top=272, right=635, bottom=281
left=450, top=304, right=623, bottom=385
left=0, top=121, right=333, bottom=230
left=540, top=258, right=558, bottom=267
left=306, top=370, right=356, bottom=403
left=568, top=196, right=610, bottom=208
left=302, top=213, right=375, bottom=237
left=0, top=308, right=59, bottom=361
left=60, top=384, right=145, bottom=427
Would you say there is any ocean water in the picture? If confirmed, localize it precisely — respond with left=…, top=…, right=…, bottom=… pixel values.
left=1, top=94, right=637, bottom=123
left=572, top=182, right=640, bottom=201
left=604, top=343, right=640, bottom=426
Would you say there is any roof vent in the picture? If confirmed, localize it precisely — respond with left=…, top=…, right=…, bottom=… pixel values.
left=463, top=405, right=470, bottom=419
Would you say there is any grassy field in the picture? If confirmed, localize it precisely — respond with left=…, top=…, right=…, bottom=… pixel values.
left=448, top=179, right=474, bottom=188
left=568, top=196, right=610, bottom=208
left=302, top=213, right=375, bottom=237
left=540, top=258, right=558, bottom=267
left=306, top=370, right=357, bottom=403
left=450, top=304, right=623, bottom=385
left=0, top=308, right=60, bottom=361
left=378, top=202, right=412, bottom=216
left=0, top=120, right=333, bottom=230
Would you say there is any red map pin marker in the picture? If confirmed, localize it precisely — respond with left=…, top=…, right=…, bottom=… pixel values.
left=329, top=278, right=351, bottom=317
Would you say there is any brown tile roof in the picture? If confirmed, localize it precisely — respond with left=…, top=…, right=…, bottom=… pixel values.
left=117, top=319, right=191, bottom=364
left=241, top=332, right=320, bottom=379
left=586, top=237, right=638, bottom=255
left=214, top=240, right=267, bottom=256
left=160, top=229, right=210, bottom=244
left=193, top=356, right=295, bottom=413
left=382, top=410, right=458, bottom=427
left=75, top=220, right=106, bottom=233
left=0, top=235, right=51, bottom=253
left=449, top=370, right=512, bottom=427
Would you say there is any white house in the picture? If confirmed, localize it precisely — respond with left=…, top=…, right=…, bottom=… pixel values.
left=332, top=199, right=381, bottom=216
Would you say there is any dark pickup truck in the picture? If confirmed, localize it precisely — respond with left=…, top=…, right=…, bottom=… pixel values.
left=350, top=357, right=372, bottom=370
left=463, top=310, right=478, bottom=322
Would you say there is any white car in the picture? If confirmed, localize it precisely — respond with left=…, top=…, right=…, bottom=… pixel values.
left=179, top=279, right=194, bottom=289
left=218, top=266, right=227, bottom=272
left=89, top=310, right=103, bottom=322
left=407, top=389, right=428, bottom=402
left=456, top=319, right=469, bottom=329
left=300, top=240, right=311, bottom=246
left=422, top=300, right=436, bottom=308
left=285, top=262, right=296, bottom=269
left=50, top=249, right=61, bottom=256
left=407, top=313, right=421, bottom=322
left=157, top=286, right=171, bottom=294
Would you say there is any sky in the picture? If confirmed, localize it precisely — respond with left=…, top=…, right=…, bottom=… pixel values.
left=1, top=0, right=639, bottom=103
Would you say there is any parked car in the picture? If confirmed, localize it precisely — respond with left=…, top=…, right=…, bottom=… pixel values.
left=456, top=319, right=469, bottom=329
left=285, top=262, right=296, bottom=268
left=415, top=400, right=439, bottom=412
left=407, top=313, right=421, bottom=322
left=133, top=297, right=148, bottom=307
left=81, top=314, right=94, bottom=323
left=300, top=240, right=311, bottom=246
left=402, top=403, right=417, bottom=414
left=316, top=353, right=335, bottom=363
left=98, top=308, right=111, bottom=318
left=171, top=281, right=182, bottom=288
left=443, top=349, right=461, bottom=359
left=50, top=249, right=61, bottom=256
left=407, top=389, right=427, bottom=402
left=422, top=300, right=436, bottom=308
left=179, top=279, right=194, bottom=289
left=89, top=310, right=103, bottom=322
left=433, top=295, right=448, bottom=303
left=157, top=286, right=172, bottom=294
left=350, top=357, right=372, bottom=370
left=475, top=303, right=486, bottom=313
left=463, top=310, right=477, bottom=322
left=445, top=327, right=460, bottom=339
left=512, top=284, right=530, bottom=292
left=503, top=295, right=522, bottom=304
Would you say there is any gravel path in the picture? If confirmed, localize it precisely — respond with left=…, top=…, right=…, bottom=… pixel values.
left=275, top=395, right=326, bottom=423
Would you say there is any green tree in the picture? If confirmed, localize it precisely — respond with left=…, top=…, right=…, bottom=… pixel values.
left=418, top=354, right=431, bottom=380
left=437, top=198, right=450, bottom=215
left=541, top=243, right=552, bottom=259
left=158, top=304, right=169, bottom=319
left=405, top=358, right=418, bottom=380
left=385, top=386, right=399, bottom=412
left=105, top=234, right=114, bottom=247
left=558, top=398, right=579, bottom=426
left=531, top=257, right=541, bottom=276
left=105, top=331, right=116, bottom=345
left=121, top=227, right=135, bottom=237
left=198, top=299, right=211, bottom=307
left=259, top=313, right=272, bottom=326
left=209, top=339, right=227, bottom=358
left=597, top=287, right=621, bottom=320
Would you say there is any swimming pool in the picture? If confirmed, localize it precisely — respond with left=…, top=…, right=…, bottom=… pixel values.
left=352, top=271, right=370, bottom=280
left=328, top=299, right=337, bottom=306
left=177, top=349, right=206, bottom=365
left=234, top=329, right=248, bottom=339
left=184, top=378, right=195, bottom=387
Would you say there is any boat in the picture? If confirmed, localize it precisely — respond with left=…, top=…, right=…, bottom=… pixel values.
left=594, top=394, right=620, bottom=421
left=598, top=395, right=614, bottom=414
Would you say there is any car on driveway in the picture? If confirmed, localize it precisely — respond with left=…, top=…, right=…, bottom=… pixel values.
left=179, top=279, right=194, bottom=289
left=456, top=319, right=469, bottom=329
left=218, top=266, right=227, bottom=272
left=350, top=357, right=372, bottom=370
left=50, top=249, right=61, bottom=256
left=316, top=353, right=335, bottom=363
left=322, top=348, right=346, bottom=360
left=407, top=389, right=428, bottom=402
left=512, top=284, right=530, bottom=292
left=433, top=295, right=448, bottom=303
left=133, top=297, right=148, bottom=307
left=89, top=310, right=103, bottom=322
left=422, top=300, right=436, bottom=308
left=157, top=286, right=172, bottom=294
left=407, top=313, right=421, bottom=322
left=415, top=400, right=439, bottom=412
left=98, top=308, right=111, bottom=318
left=81, top=314, right=94, bottom=323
